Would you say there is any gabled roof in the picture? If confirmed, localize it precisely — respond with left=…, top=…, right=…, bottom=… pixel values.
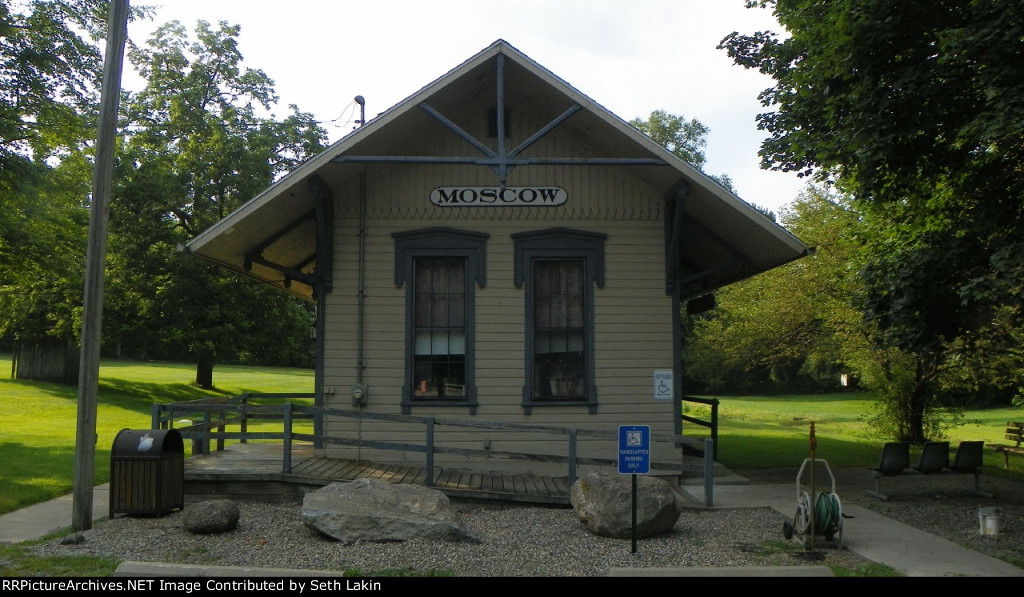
left=183, top=39, right=810, bottom=303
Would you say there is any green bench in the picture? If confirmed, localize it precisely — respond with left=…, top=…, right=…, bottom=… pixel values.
left=986, top=422, right=1024, bottom=469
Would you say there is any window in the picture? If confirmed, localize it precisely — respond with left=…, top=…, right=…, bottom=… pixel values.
left=533, top=260, right=585, bottom=400
left=394, top=228, right=488, bottom=413
left=513, top=228, right=606, bottom=413
left=413, top=258, right=466, bottom=399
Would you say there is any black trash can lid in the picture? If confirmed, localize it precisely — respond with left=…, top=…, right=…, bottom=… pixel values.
left=112, top=428, right=184, bottom=456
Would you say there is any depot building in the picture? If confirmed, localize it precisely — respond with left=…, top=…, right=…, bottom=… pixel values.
left=183, top=39, right=810, bottom=476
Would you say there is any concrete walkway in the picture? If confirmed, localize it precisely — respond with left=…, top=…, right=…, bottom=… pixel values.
left=0, top=484, right=111, bottom=546
left=2, top=480, right=1022, bottom=577
left=677, top=481, right=1024, bottom=578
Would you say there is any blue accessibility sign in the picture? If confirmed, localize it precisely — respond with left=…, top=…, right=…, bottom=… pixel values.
left=618, top=425, right=650, bottom=474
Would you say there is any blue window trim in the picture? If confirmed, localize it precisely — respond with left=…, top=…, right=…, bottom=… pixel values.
left=512, top=227, right=606, bottom=414
left=393, top=227, right=488, bottom=414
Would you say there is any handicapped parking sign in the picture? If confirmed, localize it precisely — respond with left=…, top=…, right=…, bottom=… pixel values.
left=618, top=425, right=650, bottom=474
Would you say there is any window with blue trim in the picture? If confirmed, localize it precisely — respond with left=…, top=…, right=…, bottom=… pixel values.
left=513, top=228, right=606, bottom=413
left=393, top=228, right=488, bottom=414
left=413, top=258, right=467, bottom=399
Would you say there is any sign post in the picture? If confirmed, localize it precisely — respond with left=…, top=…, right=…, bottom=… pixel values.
left=618, top=425, right=650, bottom=554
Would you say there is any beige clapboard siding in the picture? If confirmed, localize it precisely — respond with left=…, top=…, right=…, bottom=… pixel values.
left=351, top=164, right=663, bottom=223
left=591, top=220, right=674, bottom=401
left=318, top=162, right=684, bottom=469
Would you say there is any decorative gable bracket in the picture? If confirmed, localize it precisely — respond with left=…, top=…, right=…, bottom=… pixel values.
left=330, top=53, right=667, bottom=186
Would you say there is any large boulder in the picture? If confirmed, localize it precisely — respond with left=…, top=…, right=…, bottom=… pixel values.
left=183, top=499, right=240, bottom=534
left=301, top=479, right=479, bottom=544
left=570, top=471, right=682, bottom=538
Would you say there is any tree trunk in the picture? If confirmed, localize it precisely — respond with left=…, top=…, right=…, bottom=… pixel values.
left=195, top=355, right=214, bottom=389
left=906, top=386, right=927, bottom=443
left=904, top=352, right=939, bottom=443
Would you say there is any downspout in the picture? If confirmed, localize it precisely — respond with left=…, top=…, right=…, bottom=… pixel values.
left=357, top=170, right=367, bottom=393
left=354, top=96, right=368, bottom=460
left=355, top=95, right=368, bottom=399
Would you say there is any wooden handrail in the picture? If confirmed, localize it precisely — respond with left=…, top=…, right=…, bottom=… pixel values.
left=681, top=395, right=719, bottom=460
left=153, top=392, right=717, bottom=489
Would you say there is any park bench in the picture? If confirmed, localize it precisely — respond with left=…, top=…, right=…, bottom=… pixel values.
left=865, top=440, right=992, bottom=500
left=986, top=422, right=1024, bottom=469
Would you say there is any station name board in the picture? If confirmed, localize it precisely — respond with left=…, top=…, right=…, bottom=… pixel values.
left=430, top=186, right=567, bottom=207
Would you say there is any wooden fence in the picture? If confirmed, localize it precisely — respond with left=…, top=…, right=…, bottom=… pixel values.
left=152, top=392, right=719, bottom=488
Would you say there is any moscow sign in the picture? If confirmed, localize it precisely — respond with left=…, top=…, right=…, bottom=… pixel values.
left=430, top=186, right=567, bottom=207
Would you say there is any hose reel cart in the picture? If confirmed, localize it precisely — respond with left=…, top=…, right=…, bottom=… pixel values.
left=783, top=423, right=844, bottom=549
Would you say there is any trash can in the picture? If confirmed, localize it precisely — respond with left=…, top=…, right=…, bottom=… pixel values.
left=109, top=428, right=185, bottom=518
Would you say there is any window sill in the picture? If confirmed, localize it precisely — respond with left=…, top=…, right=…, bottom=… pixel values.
left=522, top=397, right=597, bottom=415
left=402, top=397, right=478, bottom=415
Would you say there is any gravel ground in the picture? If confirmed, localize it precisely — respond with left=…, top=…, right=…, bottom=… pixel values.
left=738, top=466, right=1024, bottom=571
left=29, top=501, right=866, bottom=576
left=24, top=466, right=1024, bottom=577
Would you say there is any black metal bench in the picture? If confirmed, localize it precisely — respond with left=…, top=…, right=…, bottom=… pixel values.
left=986, top=422, right=1024, bottom=469
left=865, top=440, right=992, bottom=500
left=865, top=441, right=910, bottom=500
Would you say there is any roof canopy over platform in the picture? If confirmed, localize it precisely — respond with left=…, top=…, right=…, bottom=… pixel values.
left=184, top=40, right=810, bottom=302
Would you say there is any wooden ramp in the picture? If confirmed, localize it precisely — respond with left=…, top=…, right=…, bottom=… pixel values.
left=183, top=442, right=573, bottom=505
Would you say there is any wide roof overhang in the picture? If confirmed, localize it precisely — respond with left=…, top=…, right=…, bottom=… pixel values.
left=184, top=40, right=811, bottom=304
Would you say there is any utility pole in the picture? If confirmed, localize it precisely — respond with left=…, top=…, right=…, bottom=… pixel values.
left=72, top=0, right=129, bottom=531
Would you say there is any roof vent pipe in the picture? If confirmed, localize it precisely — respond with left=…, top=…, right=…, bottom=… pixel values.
left=354, top=95, right=365, bottom=127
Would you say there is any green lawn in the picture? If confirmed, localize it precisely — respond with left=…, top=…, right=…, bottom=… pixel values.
left=2, top=353, right=1021, bottom=516
left=689, top=392, right=1024, bottom=472
left=0, top=354, right=312, bottom=515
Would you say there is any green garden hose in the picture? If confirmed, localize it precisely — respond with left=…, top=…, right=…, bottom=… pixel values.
left=812, top=491, right=842, bottom=535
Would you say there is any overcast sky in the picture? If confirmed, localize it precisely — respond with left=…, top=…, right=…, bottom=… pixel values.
left=128, top=0, right=807, bottom=214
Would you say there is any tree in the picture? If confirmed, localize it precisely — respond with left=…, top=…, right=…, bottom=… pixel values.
left=629, top=110, right=739, bottom=198
left=630, top=110, right=709, bottom=169
left=683, top=185, right=864, bottom=393
left=0, top=7, right=321, bottom=383
left=0, top=153, right=92, bottom=381
left=0, top=0, right=105, bottom=177
left=111, top=20, right=326, bottom=387
left=719, top=0, right=1024, bottom=441
left=687, top=184, right=1020, bottom=438
left=0, top=0, right=108, bottom=380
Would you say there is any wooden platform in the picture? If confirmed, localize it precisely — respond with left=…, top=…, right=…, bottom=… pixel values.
left=183, top=442, right=574, bottom=505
